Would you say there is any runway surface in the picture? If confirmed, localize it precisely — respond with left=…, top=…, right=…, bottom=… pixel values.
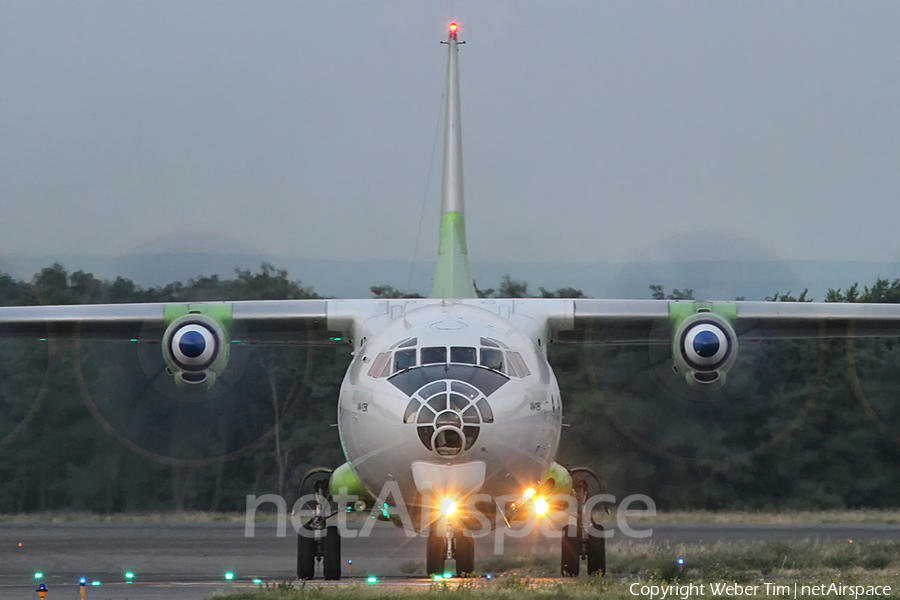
left=3, top=520, right=900, bottom=599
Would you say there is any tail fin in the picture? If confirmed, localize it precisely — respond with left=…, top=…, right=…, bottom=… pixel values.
left=430, top=23, right=477, bottom=299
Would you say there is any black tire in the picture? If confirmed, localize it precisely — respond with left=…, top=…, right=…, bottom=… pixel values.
left=455, top=530, right=475, bottom=577
left=323, top=525, right=342, bottom=580
left=586, top=523, right=606, bottom=576
left=426, top=529, right=446, bottom=577
left=297, top=526, right=316, bottom=580
left=561, top=524, right=580, bottom=577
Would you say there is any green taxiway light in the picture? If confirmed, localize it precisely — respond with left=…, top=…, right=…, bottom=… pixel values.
left=366, top=576, right=378, bottom=583
left=125, top=572, right=135, bottom=579
left=433, top=575, right=443, bottom=581
left=224, top=572, right=235, bottom=580
left=91, top=581, right=101, bottom=586
left=330, top=337, right=343, bottom=341
left=253, top=578, right=262, bottom=585
left=33, top=572, right=43, bottom=579
left=443, top=572, right=452, bottom=578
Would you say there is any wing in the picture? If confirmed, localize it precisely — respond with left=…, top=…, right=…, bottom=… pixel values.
left=0, top=299, right=388, bottom=389
left=538, top=298, right=900, bottom=387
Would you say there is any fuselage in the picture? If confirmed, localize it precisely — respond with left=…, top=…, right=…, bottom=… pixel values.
left=337, top=301, right=562, bottom=522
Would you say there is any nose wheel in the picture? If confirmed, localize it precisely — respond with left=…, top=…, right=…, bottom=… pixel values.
left=560, top=467, right=607, bottom=577
left=295, top=467, right=342, bottom=581
left=426, top=514, right=475, bottom=577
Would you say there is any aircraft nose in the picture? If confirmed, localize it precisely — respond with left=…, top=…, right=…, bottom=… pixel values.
left=399, top=375, right=497, bottom=458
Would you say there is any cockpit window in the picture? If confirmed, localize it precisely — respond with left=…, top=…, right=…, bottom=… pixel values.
left=506, top=351, right=531, bottom=378
left=450, top=346, right=476, bottom=364
left=421, top=346, right=447, bottom=365
left=398, top=337, right=417, bottom=349
left=480, top=348, right=504, bottom=372
left=394, top=348, right=416, bottom=372
left=367, top=352, right=391, bottom=378
left=480, top=337, right=499, bottom=348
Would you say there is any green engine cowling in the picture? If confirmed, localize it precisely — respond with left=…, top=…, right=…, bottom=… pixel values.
left=669, top=302, right=739, bottom=388
left=329, top=462, right=375, bottom=510
left=161, top=303, right=232, bottom=391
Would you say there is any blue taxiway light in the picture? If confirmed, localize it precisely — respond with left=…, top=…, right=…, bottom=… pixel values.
left=79, top=577, right=86, bottom=585
left=677, top=558, right=685, bottom=565
left=486, top=574, right=492, bottom=579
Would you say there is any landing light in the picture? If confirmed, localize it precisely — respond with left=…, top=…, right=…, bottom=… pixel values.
left=523, top=488, right=536, bottom=500
left=441, top=498, right=456, bottom=516
left=534, top=497, right=549, bottom=515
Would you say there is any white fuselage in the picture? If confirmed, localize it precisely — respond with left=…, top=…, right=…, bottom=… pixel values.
left=337, top=301, right=562, bottom=515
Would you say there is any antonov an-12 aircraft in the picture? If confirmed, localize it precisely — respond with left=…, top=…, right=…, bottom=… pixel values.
left=3, top=23, right=900, bottom=580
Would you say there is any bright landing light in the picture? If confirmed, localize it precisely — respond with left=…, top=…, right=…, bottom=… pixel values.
left=441, top=498, right=456, bottom=516
left=523, top=488, right=536, bottom=500
left=534, top=497, right=549, bottom=515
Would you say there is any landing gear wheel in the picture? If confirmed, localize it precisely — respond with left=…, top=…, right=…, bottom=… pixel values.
left=586, top=524, right=606, bottom=576
left=323, top=525, right=342, bottom=580
left=455, top=530, right=475, bottom=577
left=426, top=529, right=446, bottom=577
left=297, top=526, right=316, bottom=580
left=561, top=524, right=580, bottom=577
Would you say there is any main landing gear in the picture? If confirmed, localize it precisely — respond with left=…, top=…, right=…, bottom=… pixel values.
left=296, top=468, right=343, bottom=581
left=560, top=467, right=607, bottom=577
left=426, top=513, right=475, bottom=578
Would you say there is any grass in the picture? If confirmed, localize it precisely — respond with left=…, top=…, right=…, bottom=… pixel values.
left=4, top=509, right=900, bottom=525
left=208, top=540, right=900, bottom=599
left=611, top=509, right=900, bottom=525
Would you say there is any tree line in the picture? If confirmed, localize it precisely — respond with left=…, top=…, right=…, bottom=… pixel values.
left=1, top=263, right=900, bottom=513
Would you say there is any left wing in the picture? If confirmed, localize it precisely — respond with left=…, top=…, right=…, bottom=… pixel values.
left=539, top=299, right=900, bottom=386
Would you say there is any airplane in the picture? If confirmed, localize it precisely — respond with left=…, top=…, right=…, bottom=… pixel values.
left=2, top=22, right=900, bottom=580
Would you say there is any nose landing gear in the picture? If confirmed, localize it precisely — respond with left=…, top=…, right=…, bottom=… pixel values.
left=426, top=514, right=476, bottom=578
left=295, top=467, right=343, bottom=581
left=560, top=467, right=607, bottom=577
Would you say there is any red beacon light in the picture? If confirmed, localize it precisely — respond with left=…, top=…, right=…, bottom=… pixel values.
left=448, top=22, right=458, bottom=39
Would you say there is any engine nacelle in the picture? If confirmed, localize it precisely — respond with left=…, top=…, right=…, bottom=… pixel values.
left=162, top=313, right=229, bottom=390
left=672, top=312, right=738, bottom=387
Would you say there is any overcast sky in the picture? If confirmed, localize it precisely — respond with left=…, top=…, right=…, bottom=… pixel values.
left=3, top=2, right=899, bottom=269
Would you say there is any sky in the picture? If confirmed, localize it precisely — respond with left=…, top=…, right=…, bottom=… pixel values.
left=3, top=1, right=900, bottom=270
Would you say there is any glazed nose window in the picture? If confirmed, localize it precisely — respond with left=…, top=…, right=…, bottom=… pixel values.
left=433, top=428, right=463, bottom=456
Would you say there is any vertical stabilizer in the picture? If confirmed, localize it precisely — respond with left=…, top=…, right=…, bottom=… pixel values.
left=430, top=23, right=477, bottom=299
